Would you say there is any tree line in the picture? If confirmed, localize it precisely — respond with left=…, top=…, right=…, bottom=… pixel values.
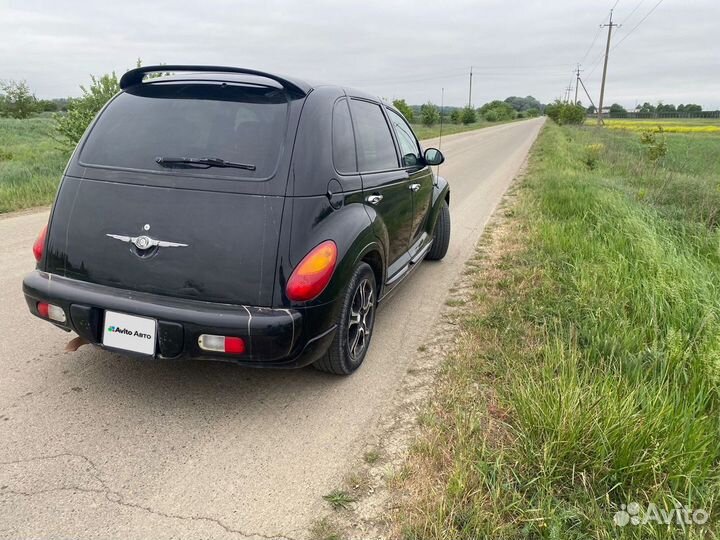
left=393, top=95, right=544, bottom=127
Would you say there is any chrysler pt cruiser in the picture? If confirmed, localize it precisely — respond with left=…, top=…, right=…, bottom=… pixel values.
left=23, top=65, right=451, bottom=375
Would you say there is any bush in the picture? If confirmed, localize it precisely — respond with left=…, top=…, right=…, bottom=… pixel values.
left=0, top=80, right=37, bottom=119
left=525, top=108, right=540, bottom=118
left=54, top=73, right=120, bottom=148
left=420, top=102, right=440, bottom=127
left=484, top=110, right=499, bottom=122
left=460, top=106, right=477, bottom=124
left=480, top=100, right=515, bottom=121
left=392, top=99, right=414, bottom=122
left=582, top=143, right=604, bottom=169
left=545, top=101, right=585, bottom=125
left=639, top=127, right=668, bottom=161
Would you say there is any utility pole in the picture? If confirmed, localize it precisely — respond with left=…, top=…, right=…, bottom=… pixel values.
left=574, top=63, right=583, bottom=105
left=597, top=10, right=620, bottom=125
left=565, top=85, right=574, bottom=104
left=468, top=66, right=473, bottom=108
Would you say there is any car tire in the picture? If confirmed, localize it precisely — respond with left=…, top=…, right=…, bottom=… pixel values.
left=313, top=262, right=377, bottom=375
left=426, top=199, right=450, bottom=261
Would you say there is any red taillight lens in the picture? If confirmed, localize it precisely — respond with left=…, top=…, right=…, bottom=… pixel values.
left=224, top=337, right=246, bottom=354
left=37, top=302, right=49, bottom=318
left=36, top=301, right=66, bottom=323
left=33, top=224, right=48, bottom=262
left=286, top=240, right=338, bottom=302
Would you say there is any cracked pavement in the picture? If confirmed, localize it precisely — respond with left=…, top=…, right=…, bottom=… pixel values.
left=0, top=118, right=544, bottom=539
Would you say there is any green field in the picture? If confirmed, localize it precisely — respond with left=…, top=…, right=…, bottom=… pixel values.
left=0, top=117, right=70, bottom=213
left=396, top=123, right=720, bottom=538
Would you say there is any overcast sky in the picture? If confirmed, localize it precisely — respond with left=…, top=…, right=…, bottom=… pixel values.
left=1, top=0, right=718, bottom=109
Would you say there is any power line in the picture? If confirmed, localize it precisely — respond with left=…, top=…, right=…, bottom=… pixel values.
left=611, top=0, right=665, bottom=51
left=622, top=0, right=647, bottom=25
left=580, top=24, right=603, bottom=63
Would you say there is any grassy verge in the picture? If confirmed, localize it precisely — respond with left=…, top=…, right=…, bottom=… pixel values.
left=412, top=118, right=521, bottom=140
left=0, top=117, right=69, bottom=213
left=395, top=123, right=720, bottom=538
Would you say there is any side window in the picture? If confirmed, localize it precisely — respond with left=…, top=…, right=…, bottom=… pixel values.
left=332, top=98, right=357, bottom=174
left=350, top=99, right=399, bottom=172
left=387, top=109, right=421, bottom=167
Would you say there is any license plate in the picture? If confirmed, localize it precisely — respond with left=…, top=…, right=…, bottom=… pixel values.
left=102, top=310, right=157, bottom=356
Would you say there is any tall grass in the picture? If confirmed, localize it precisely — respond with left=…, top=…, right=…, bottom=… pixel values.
left=398, top=124, right=720, bottom=538
left=0, top=117, right=70, bottom=213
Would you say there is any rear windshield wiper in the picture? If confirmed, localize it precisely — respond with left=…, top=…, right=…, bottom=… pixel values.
left=155, top=156, right=256, bottom=171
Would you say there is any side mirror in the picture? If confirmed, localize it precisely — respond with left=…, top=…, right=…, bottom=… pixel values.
left=424, top=148, right=444, bottom=166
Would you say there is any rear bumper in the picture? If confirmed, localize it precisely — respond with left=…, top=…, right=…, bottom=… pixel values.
left=22, top=271, right=336, bottom=368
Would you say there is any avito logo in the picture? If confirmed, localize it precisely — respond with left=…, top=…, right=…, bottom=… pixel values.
left=107, top=326, right=152, bottom=339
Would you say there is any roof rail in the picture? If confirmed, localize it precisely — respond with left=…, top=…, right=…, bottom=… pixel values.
left=119, top=65, right=309, bottom=98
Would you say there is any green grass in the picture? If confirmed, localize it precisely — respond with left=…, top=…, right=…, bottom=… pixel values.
left=412, top=117, right=522, bottom=140
left=396, top=123, right=720, bottom=538
left=323, top=489, right=356, bottom=511
left=0, top=117, right=69, bottom=213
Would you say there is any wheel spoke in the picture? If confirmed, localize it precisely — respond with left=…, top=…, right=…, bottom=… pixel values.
left=350, top=327, right=362, bottom=357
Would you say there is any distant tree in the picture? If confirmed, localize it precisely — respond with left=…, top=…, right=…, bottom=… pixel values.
left=586, top=104, right=597, bottom=114
left=449, top=109, right=461, bottom=124
left=0, top=80, right=37, bottom=119
left=656, top=102, right=676, bottom=113
left=525, top=108, right=540, bottom=118
left=683, top=103, right=702, bottom=114
left=480, top=100, right=515, bottom=121
left=420, top=102, right=440, bottom=127
left=392, top=99, right=414, bottom=122
left=637, top=102, right=656, bottom=114
left=36, top=99, right=58, bottom=112
left=504, top=95, right=542, bottom=112
left=54, top=73, right=120, bottom=147
left=609, top=103, right=627, bottom=118
left=460, top=106, right=477, bottom=124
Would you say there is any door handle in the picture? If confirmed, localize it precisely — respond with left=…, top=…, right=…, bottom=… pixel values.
left=366, top=194, right=383, bottom=205
left=409, top=183, right=421, bottom=192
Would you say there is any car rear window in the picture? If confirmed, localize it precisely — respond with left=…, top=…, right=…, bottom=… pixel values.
left=79, top=83, right=289, bottom=179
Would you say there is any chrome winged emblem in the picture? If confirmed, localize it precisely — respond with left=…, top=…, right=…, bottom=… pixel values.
left=106, top=234, right=188, bottom=250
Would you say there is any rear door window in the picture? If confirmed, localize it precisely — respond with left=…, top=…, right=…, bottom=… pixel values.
left=332, top=98, right=357, bottom=174
left=349, top=99, right=399, bottom=172
left=79, top=83, right=289, bottom=179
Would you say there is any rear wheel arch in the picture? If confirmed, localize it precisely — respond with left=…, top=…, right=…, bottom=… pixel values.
left=360, top=248, right=384, bottom=297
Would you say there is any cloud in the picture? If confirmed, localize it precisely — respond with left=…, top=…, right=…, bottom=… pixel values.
left=1, top=0, right=718, bottom=108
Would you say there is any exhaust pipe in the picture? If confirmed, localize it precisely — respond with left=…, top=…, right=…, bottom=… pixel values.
left=65, top=335, right=89, bottom=352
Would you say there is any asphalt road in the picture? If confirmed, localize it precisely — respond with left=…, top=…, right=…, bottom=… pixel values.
left=0, top=117, right=544, bottom=539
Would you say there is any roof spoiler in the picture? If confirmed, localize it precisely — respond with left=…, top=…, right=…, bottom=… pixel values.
left=119, top=65, right=309, bottom=98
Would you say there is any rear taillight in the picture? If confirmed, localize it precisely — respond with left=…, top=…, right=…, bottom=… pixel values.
left=33, top=224, right=48, bottom=262
left=286, top=240, right=338, bottom=302
left=37, top=302, right=66, bottom=323
left=198, top=334, right=246, bottom=355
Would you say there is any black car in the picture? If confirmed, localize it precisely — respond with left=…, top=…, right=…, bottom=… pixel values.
left=23, top=65, right=451, bottom=375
